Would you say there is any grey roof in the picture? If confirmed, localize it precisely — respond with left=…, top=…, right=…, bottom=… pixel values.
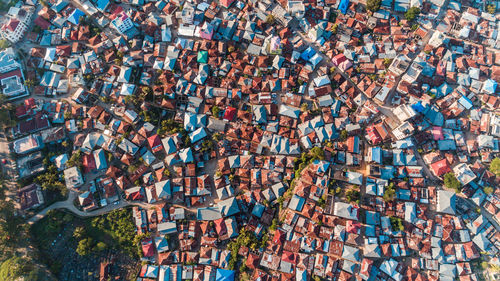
left=217, top=197, right=240, bottom=217
left=437, top=190, right=456, bottom=214
left=341, top=245, right=360, bottom=262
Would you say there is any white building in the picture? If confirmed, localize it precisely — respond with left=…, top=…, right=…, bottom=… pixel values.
left=111, top=12, right=134, bottom=34
left=1, top=6, right=33, bottom=43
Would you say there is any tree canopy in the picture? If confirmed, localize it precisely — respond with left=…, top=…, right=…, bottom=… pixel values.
left=383, top=182, right=396, bottom=202
left=444, top=172, right=461, bottom=193
left=405, top=7, right=421, bottom=21
left=366, top=0, right=381, bottom=12
left=490, top=157, right=500, bottom=177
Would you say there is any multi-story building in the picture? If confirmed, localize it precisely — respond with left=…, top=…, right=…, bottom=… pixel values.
left=0, top=6, right=33, bottom=43
left=111, top=12, right=134, bottom=34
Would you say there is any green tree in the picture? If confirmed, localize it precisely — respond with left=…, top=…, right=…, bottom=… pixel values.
left=383, top=182, right=396, bottom=202
left=95, top=241, right=107, bottom=251
left=490, top=157, right=500, bottom=177
left=339, top=129, right=348, bottom=141
left=0, top=40, right=9, bottom=50
left=444, top=172, right=461, bottom=193
left=211, top=106, right=221, bottom=117
left=331, top=23, right=339, bottom=34
left=0, top=257, right=29, bottom=280
left=269, top=218, right=279, bottom=231
left=405, top=7, right=420, bottom=21
left=389, top=216, right=404, bottom=231
left=487, top=4, right=496, bottom=14
left=383, top=58, right=392, bottom=68
left=483, top=186, right=494, bottom=195
left=346, top=189, right=360, bottom=203
left=35, top=165, right=66, bottom=193
left=265, top=15, right=275, bottom=24
left=24, top=79, right=36, bottom=88
left=309, top=147, right=325, bottom=161
left=66, top=150, right=82, bottom=168
left=73, top=226, right=86, bottom=239
left=366, top=0, right=381, bottom=12
left=0, top=200, right=24, bottom=248
left=76, top=238, right=93, bottom=256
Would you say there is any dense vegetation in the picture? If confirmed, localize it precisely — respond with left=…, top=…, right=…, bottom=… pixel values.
left=30, top=209, right=140, bottom=276
left=227, top=228, right=260, bottom=270
left=34, top=165, right=68, bottom=197
left=0, top=178, right=55, bottom=280
left=89, top=209, right=139, bottom=258
left=293, top=147, right=325, bottom=179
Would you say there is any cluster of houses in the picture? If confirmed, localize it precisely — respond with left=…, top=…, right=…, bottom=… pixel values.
left=2, top=0, right=499, bottom=280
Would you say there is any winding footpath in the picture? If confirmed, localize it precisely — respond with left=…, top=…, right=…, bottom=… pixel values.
left=27, top=190, right=131, bottom=224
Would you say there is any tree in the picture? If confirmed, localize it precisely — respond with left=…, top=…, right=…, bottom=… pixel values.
left=0, top=257, right=28, bottom=279
left=390, top=217, right=404, bottom=231
left=73, top=226, right=86, bottom=239
left=76, top=238, right=93, bottom=256
left=483, top=186, right=494, bottom=195
left=269, top=218, right=279, bottom=231
left=317, top=194, right=327, bottom=207
left=487, top=4, right=496, bottom=14
left=66, top=150, right=82, bottom=168
left=346, top=189, right=360, bottom=203
left=0, top=40, right=9, bottom=50
left=444, top=172, right=461, bottom=193
left=211, top=106, right=221, bottom=117
left=95, top=241, right=107, bottom=251
left=383, top=58, right=392, bottom=68
left=405, top=7, right=420, bottom=21
left=24, top=79, right=36, bottom=88
left=331, top=23, right=339, bottom=34
left=339, top=129, right=348, bottom=141
left=309, top=147, right=325, bottom=161
left=383, top=182, right=396, bottom=202
left=366, top=0, right=381, bottom=12
left=490, top=157, right=500, bottom=177
left=265, top=15, right=275, bottom=24
left=64, top=111, right=72, bottom=120
left=35, top=165, right=66, bottom=193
